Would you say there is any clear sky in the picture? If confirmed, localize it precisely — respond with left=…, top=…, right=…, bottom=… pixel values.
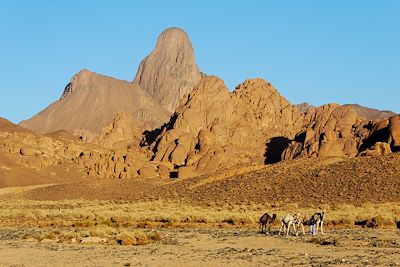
left=1, top=0, right=399, bottom=123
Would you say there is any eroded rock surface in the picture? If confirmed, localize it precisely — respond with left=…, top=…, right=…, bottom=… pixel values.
left=147, top=76, right=303, bottom=177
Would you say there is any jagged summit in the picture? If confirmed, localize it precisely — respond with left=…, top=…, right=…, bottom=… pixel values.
left=60, top=69, right=93, bottom=99
left=134, top=27, right=202, bottom=112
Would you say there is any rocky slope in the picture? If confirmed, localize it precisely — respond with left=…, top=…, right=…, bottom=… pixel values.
left=344, top=104, right=396, bottom=121
left=20, top=70, right=170, bottom=140
left=134, top=27, right=202, bottom=112
left=0, top=117, right=170, bottom=188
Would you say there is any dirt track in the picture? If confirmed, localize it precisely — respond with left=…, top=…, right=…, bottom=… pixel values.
left=1, top=227, right=399, bottom=266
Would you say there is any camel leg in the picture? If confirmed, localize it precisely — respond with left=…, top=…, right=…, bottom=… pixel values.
left=279, top=223, right=284, bottom=235
left=286, top=222, right=291, bottom=236
left=320, top=222, right=324, bottom=235
left=301, top=224, right=305, bottom=235
left=292, top=222, right=298, bottom=236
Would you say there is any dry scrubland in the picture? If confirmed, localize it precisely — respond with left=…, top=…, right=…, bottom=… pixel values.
left=1, top=200, right=399, bottom=245
left=1, top=199, right=400, bottom=266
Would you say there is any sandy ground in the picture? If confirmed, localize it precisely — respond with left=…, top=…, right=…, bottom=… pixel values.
left=0, top=184, right=55, bottom=196
left=1, top=227, right=399, bottom=267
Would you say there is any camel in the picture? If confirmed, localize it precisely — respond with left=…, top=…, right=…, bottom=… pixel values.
left=259, top=213, right=277, bottom=233
left=295, top=214, right=308, bottom=235
left=311, top=211, right=325, bottom=235
left=279, top=213, right=301, bottom=236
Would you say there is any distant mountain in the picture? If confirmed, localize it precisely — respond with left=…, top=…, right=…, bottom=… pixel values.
left=20, top=27, right=203, bottom=139
left=20, top=69, right=170, bottom=139
left=343, top=104, right=396, bottom=120
left=295, top=102, right=315, bottom=113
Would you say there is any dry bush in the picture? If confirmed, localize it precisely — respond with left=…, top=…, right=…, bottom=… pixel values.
left=116, top=230, right=161, bottom=246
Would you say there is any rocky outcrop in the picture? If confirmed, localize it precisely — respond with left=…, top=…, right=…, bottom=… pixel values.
left=134, top=27, right=202, bottom=112
left=360, top=142, right=392, bottom=156
left=281, top=105, right=400, bottom=160
left=147, top=76, right=303, bottom=177
left=0, top=117, right=166, bottom=183
left=361, top=115, right=400, bottom=153
left=94, top=112, right=141, bottom=149
left=20, top=69, right=170, bottom=138
left=281, top=104, right=367, bottom=160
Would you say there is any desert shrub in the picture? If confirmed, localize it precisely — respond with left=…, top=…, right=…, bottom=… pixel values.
left=116, top=230, right=161, bottom=246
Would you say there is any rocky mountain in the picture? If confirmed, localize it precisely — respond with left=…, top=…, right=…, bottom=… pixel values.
left=20, top=69, right=170, bottom=140
left=147, top=76, right=303, bottom=178
left=20, top=27, right=203, bottom=140
left=134, top=27, right=202, bottom=112
left=11, top=27, right=400, bottom=182
left=296, top=102, right=315, bottom=113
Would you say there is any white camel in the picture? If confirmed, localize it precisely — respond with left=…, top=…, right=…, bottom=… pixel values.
left=279, top=213, right=301, bottom=236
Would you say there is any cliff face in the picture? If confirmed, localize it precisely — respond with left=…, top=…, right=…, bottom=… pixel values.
left=134, top=27, right=202, bottom=112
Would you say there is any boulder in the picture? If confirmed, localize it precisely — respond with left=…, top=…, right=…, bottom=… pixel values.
left=138, top=164, right=158, bottom=178
left=178, top=165, right=198, bottom=179
left=362, top=142, right=392, bottom=156
left=20, top=146, right=39, bottom=156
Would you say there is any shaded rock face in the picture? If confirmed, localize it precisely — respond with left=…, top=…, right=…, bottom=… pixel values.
left=147, top=76, right=303, bottom=177
left=361, top=115, right=400, bottom=153
left=20, top=69, right=170, bottom=137
left=134, top=28, right=202, bottom=112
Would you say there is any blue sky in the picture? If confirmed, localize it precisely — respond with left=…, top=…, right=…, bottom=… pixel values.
left=1, top=0, right=399, bottom=123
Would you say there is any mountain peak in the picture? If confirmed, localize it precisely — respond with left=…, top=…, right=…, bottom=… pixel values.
left=134, top=27, right=202, bottom=112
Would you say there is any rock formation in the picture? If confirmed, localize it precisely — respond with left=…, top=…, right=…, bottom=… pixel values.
left=147, top=76, right=303, bottom=178
left=0, top=117, right=166, bottom=186
left=281, top=104, right=400, bottom=160
left=20, top=69, right=170, bottom=139
left=134, top=27, right=202, bottom=112
left=281, top=104, right=367, bottom=160
left=93, top=112, right=141, bottom=149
